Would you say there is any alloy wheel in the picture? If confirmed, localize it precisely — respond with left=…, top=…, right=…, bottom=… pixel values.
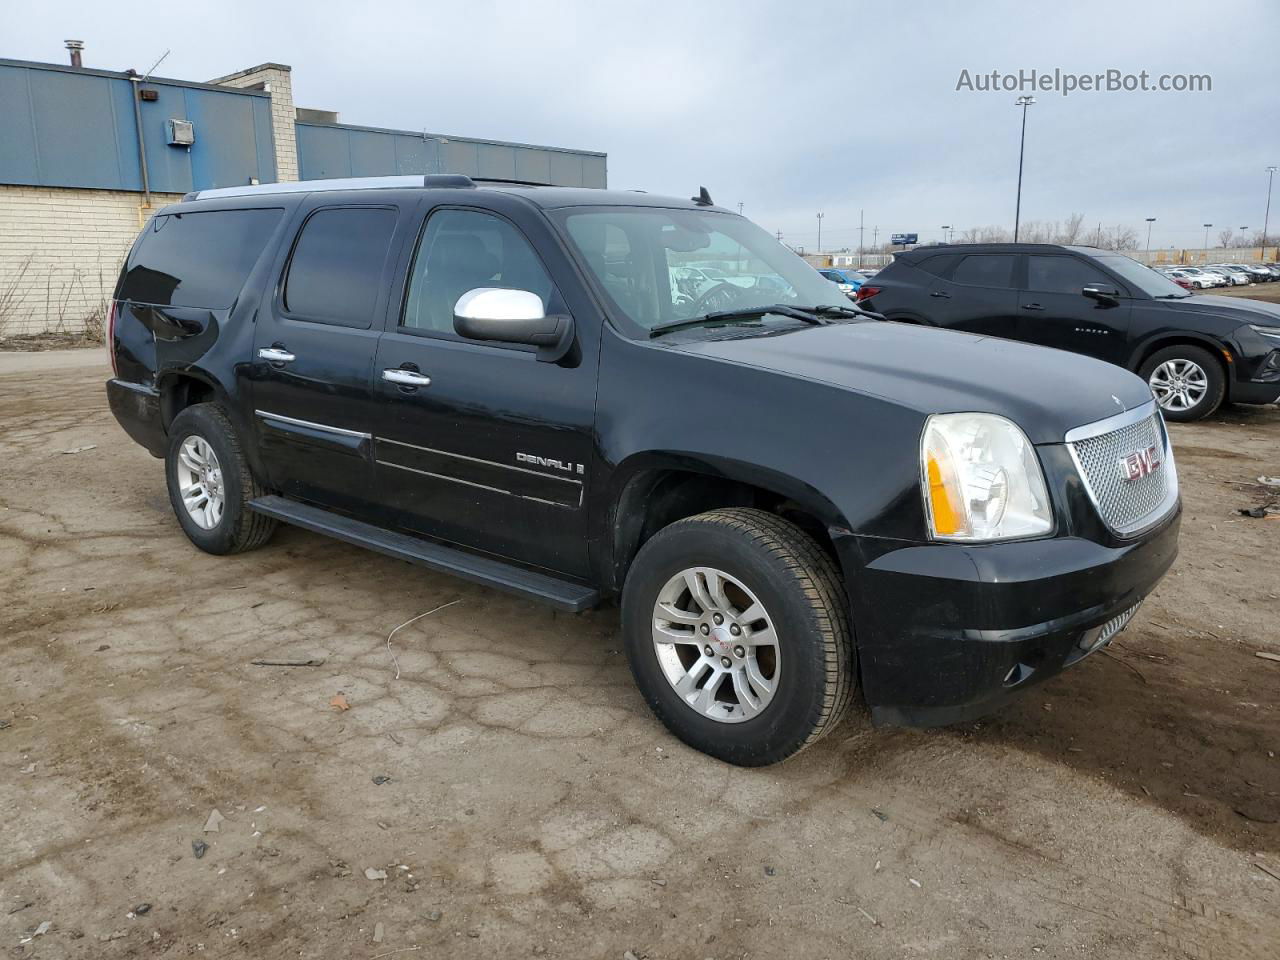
left=1149, top=358, right=1208, bottom=413
left=176, top=435, right=225, bottom=529
left=651, top=566, right=780, bottom=723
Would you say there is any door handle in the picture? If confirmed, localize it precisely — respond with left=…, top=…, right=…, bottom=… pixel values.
left=382, top=368, right=432, bottom=387
left=258, top=347, right=296, bottom=363
left=1021, top=303, right=1046, bottom=311
left=929, top=291, right=951, bottom=299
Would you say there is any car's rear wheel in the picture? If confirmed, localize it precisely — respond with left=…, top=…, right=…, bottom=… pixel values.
left=621, top=508, right=856, bottom=766
left=1140, top=344, right=1225, bottom=422
left=165, top=403, right=276, bottom=554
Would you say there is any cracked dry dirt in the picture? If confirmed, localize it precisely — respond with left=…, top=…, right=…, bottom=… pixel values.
left=2, top=350, right=1278, bottom=960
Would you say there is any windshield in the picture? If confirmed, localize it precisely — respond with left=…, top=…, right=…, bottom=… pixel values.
left=1095, top=255, right=1191, bottom=297
left=554, top=207, right=846, bottom=334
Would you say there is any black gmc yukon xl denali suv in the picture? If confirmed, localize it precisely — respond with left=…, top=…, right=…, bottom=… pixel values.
left=107, top=175, right=1180, bottom=766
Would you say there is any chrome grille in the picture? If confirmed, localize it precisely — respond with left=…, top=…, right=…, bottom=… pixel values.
left=1068, top=407, right=1176, bottom=536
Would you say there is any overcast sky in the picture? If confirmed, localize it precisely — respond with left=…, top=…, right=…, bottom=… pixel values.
left=7, top=0, right=1279, bottom=249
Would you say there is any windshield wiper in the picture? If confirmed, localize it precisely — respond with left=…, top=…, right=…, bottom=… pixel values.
left=801, top=303, right=887, bottom=321
left=648, top=304, right=826, bottom=339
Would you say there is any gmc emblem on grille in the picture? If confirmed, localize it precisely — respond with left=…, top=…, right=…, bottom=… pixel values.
left=1120, top=445, right=1162, bottom=482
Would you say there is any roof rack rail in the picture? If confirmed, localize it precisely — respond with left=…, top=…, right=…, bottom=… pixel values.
left=470, top=176, right=553, bottom=187
left=182, top=173, right=480, bottom=203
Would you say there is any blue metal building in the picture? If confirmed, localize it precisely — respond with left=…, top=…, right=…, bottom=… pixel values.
left=0, top=54, right=606, bottom=338
left=0, top=57, right=607, bottom=193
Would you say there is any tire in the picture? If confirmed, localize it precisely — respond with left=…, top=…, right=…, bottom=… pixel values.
left=1139, top=344, right=1226, bottom=422
left=165, top=403, right=276, bottom=554
left=621, top=508, right=856, bottom=766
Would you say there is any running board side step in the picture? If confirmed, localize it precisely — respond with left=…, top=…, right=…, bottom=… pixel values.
left=248, top=495, right=599, bottom=612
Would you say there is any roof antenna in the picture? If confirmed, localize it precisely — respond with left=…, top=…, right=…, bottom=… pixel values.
left=691, top=186, right=713, bottom=206
left=141, top=49, right=170, bottom=84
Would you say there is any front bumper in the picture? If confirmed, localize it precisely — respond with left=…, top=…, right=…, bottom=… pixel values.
left=1229, top=345, right=1280, bottom=404
left=1230, top=380, right=1280, bottom=405
left=836, top=506, right=1180, bottom=727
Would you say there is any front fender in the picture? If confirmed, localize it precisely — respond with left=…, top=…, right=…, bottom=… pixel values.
left=1125, top=328, right=1231, bottom=371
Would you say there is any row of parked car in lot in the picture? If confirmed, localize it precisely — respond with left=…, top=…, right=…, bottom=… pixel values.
left=1155, top=261, right=1280, bottom=289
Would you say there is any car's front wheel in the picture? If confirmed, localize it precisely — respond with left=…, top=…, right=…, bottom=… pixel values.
left=1140, top=344, right=1225, bottom=422
left=165, top=403, right=277, bottom=554
left=621, top=508, right=856, bottom=766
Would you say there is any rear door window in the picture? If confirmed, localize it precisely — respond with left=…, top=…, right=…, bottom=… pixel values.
left=120, top=208, right=283, bottom=308
left=951, top=254, right=1017, bottom=288
left=1026, top=255, right=1114, bottom=295
left=283, top=207, right=399, bottom=328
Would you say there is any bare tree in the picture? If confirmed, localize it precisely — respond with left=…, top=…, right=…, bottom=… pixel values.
left=1020, top=221, right=1052, bottom=244
left=1108, top=225, right=1139, bottom=251
left=1217, top=228, right=1235, bottom=249
left=1057, top=213, right=1086, bottom=244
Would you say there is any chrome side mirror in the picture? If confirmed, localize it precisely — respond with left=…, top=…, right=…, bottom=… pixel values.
left=453, top=288, right=574, bottom=362
left=1082, top=283, right=1119, bottom=304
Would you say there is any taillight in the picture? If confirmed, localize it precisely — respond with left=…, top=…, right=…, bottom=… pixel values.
left=107, top=300, right=118, bottom=377
left=855, top=285, right=880, bottom=302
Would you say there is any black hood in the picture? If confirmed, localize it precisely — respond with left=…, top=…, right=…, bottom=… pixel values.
left=1154, top=293, right=1280, bottom=328
left=667, top=321, right=1154, bottom=444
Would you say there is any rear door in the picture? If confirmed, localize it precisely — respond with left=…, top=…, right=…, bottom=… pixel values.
left=1015, top=254, right=1132, bottom=363
left=926, top=252, right=1013, bottom=337
left=368, top=197, right=599, bottom=578
left=251, top=198, right=411, bottom=513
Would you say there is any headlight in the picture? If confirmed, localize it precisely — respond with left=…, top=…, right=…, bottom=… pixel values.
left=1249, top=324, right=1280, bottom=343
left=921, top=413, right=1053, bottom=542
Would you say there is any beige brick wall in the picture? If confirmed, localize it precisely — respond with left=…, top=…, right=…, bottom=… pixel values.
left=209, top=63, right=298, bottom=183
left=0, top=186, right=182, bottom=339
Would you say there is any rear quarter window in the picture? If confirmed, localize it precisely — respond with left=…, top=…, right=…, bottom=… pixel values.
left=120, top=208, right=283, bottom=308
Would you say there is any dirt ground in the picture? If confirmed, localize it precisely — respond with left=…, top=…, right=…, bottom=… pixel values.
left=2, top=351, right=1278, bottom=960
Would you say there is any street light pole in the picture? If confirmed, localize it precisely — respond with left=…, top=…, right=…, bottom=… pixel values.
left=1013, top=96, right=1035, bottom=242
left=1264, top=166, right=1278, bottom=249
left=1144, top=218, right=1156, bottom=259
left=1203, top=223, right=1212, bottom=259
left=942, top=224, right=951, bottom=244
left=816, top=212, right=824, bottom=254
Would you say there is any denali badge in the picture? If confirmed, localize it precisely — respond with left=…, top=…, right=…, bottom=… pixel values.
left=1120, top=445, right=1162, bottom=482
left=517, top=452, right=585, bottom=475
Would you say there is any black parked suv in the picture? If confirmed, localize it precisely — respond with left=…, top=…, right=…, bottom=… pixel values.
left=859, top=243, right=1280, bottom=421
left=107, top=177, right=1180, bottom=765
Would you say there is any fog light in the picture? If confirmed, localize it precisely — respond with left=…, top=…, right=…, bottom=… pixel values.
left=1257, top=349, right=1280, bottom=383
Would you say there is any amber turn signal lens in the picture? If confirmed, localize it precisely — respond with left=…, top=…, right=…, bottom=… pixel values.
left=926, top=453, right=963, bottom=536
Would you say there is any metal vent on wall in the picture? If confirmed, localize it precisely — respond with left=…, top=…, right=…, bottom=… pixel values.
left=166, top=119, right=195, bottom=146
